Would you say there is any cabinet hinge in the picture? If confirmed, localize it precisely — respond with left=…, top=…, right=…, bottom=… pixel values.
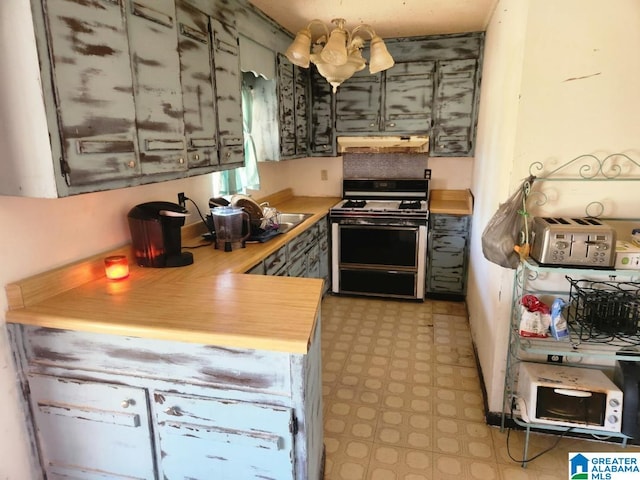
left=290, top=414, right=298, bottom=435
left=59, top=156, right=71, bottom=186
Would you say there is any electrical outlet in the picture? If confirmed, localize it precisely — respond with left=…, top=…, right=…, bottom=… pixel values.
left=177, top=192, right=186, bottom=208
left=424, top=169, right=431, bottom=180
left=320, top=169, right=328, bottom=181
left=547, top=354, right=563, bottom=363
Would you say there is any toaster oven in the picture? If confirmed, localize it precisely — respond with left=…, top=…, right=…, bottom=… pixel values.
left=530, top=217, right=616, bottom=267
left=517, top=362, right=623, bottom=432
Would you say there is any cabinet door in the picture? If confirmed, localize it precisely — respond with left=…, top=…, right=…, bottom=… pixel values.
left=294, top=65, right=310, bottom=156
left=335, top=70, right=382, bottom=132
left=28, top=374, right=155, bottom=480
left=211, top=17, right=244, bottom=167
left=127, top=0, right=187, bottom=175
left=176, top=1, right=218, bottom=169
left=309, top=66, right=335, bottom=155
left=43, top=0, right=140, bottom=187
left=154, top=391, right=294, bottom=480
left=432, top=58, right=478, bottom=156
left=277, top=54, right=296, bottom=157
left=384, top=61, right=435, bottom=133
left=430, top=232, right=467, bottom=268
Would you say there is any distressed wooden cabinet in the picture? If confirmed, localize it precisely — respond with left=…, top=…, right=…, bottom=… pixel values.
left=277, top=54, right=310, bottom=159
left=336, top=62, right=434, bottom=134
left=309, top=67, right=335, bottom=156
left=9, top=319, right=323, bottom=480
left=322, top=32, right=484, bottom=157
left=2, top=0, right=244, bottom=197
left=426, top=214, right=471, bottom=298
left=246, top=217, right=331, bottom=293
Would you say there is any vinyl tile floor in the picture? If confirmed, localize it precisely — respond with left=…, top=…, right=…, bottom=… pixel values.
left=320, top=294, right=640, bottom=480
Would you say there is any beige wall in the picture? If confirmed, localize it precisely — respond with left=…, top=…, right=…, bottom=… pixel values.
left=468, top=0, right=640, bottom=414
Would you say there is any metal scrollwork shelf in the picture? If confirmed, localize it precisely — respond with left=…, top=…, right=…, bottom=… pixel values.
left=501, top=153, right=640, bottom=466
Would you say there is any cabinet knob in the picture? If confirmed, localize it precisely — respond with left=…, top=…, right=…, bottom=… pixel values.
left=226, top=151, right=232, bottom=159
left=121, top=399, right=135, bottom=408
left=164, top=406, right=182, bottom=416
left=128, top=161, right=135, bottom=169
left=179, top=157, right=185, bottom=165
left=193, top=153, right=200, bottom=161
left=388, top=122, right=396, bottom=127
left=369, top=122, right=376, bottom=127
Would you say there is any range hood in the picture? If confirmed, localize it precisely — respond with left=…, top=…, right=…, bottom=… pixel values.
left=337, top=135, right=429, bottom=154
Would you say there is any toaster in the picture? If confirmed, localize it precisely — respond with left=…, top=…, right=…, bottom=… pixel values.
left=530, top=217, right=616, bottom=267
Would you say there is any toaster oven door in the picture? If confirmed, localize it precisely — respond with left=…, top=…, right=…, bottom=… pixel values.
left=536, top=386, right=607, bottom=427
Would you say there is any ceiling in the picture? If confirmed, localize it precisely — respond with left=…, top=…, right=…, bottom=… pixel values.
left=248, top=0, right=499, bottom=39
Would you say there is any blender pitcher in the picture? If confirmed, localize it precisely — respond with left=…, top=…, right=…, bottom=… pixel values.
left=211, top=206, right=250, bottom=252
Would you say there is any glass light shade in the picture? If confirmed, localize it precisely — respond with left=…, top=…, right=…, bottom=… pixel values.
left=312, top=51, right=366, bottom=93
left=320, top=28, right=348, bottom=65
left=285, top=29, right=312, bottom=68
left=368, top=36, right=395, bottom=74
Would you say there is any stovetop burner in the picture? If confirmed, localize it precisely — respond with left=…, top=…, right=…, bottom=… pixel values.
left=343, top=199, right=367, bottom=209
left=399, top=200, right=422, bottom=210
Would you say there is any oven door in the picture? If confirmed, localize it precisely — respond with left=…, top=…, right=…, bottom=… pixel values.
left=331, top=223, right=426, bottom=299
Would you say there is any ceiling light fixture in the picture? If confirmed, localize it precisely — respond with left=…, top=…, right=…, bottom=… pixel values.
left=285, top=18, right=395, bottom=93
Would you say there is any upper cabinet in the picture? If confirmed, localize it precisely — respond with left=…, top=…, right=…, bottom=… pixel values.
left=276, top=54, right=309, bottom=159
left=329, top=32, right=484, bottom=157
left=1, top=0, right=245, bottom=198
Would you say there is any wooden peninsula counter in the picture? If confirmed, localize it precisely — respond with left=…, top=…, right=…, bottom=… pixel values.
left=5, top=190, right=338, bottom=480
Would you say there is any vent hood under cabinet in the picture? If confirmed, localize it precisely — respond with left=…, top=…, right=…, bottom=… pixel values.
left=337, top=136, right=429, bottom=154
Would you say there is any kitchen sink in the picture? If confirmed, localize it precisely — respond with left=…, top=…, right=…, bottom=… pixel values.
left=276, top=212, right=313, bottom=234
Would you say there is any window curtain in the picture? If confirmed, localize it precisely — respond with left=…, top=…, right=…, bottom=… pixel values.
left=219, top=84, right=260, bottom=194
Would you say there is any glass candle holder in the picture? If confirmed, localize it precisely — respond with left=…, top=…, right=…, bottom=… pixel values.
left=104, top=255, right=129, bottom=280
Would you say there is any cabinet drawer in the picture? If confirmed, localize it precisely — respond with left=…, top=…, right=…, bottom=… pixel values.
left=29, top=374, right=155, bottom=480
left=265, top=245, right=287, bottom=275
left=21, top=326, right=292, bottom=396
left=431, top=215, right=470, bottom=231
left=429, top=274, right=465, bottom=293
left=288, top=253, right=306, bottom=277
left=287, top=225, right=316, bottom=259
left=154, top=391, right=294, bottom=480
left=246, top=261, right=265, bottom=275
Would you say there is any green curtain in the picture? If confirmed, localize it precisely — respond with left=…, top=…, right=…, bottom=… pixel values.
left=219, top=84, right=260, bottom=194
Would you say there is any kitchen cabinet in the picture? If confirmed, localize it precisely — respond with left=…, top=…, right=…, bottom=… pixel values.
left=277, top=54, right=310, bottom=159
left=9, top=318, right=323, bottom=480
left=246, top=217, right=331, bottom=293
left=153, top=391, right=295, bottom=480
left=426, top=214, right=471, bottom=298
left=2, top=0, right=244, bottom=197
left=336, top=61, right=434, bottom=134
left=211, top=15, right=245, bottom=167
left=317, top=32, right=484, bottom=157
left=177, top=1, right=219, bottom=169
left=309, top=67, right=335, bottom=156
left=431, top=59, right=479, bottom=156
left=27, top=374, right=156, bottom=480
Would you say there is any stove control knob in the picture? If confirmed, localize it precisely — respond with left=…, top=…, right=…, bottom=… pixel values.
left=609, top=398, right=621, bottom=408
left=608, top=415, right=619, bottom=425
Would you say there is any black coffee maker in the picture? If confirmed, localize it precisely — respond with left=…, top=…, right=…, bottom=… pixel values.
left=127, top=201, right=194, bottom=268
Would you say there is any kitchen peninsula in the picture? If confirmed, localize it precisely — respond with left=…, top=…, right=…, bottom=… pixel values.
left=5, top=191, right=338, bottom=480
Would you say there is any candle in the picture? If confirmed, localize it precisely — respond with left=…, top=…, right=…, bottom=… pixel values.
left=104, top=255, right=129, bottom=280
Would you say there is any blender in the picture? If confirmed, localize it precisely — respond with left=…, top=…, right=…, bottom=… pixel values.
left=211, top=206, right=250, bottom=251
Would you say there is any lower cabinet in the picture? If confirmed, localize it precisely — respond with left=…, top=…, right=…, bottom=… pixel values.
left=28, top=374, right=156, bottom=480
left=9, top=321, right=323, bottom=480
left=153, top=392, right=295, bottom=480
left=247, top=216, right=331, bottom=293
left=427, top=214, right=471, bottom=298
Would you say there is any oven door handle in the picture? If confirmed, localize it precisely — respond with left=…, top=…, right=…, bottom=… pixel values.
left=553, top=388, right=592, bottom=398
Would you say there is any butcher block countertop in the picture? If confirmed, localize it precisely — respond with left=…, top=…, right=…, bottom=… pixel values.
left=5, top=190, right=340, bottom=354
left=429, top=189, right=474, bottom=215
